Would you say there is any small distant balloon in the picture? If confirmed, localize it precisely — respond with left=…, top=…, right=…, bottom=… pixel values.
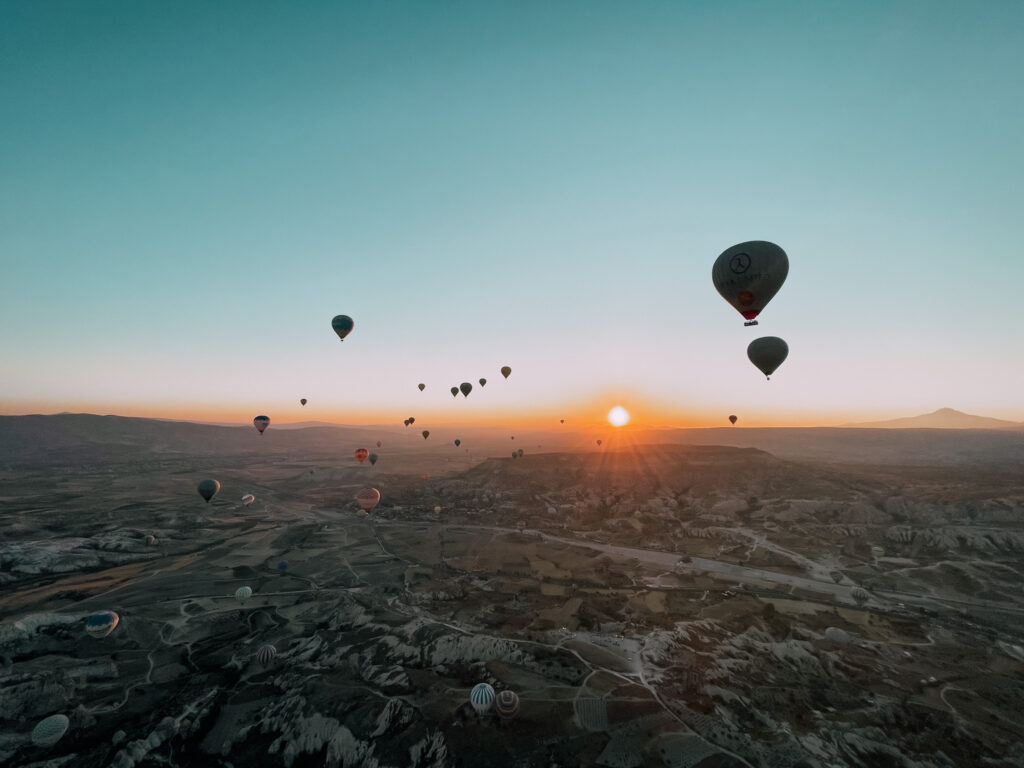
left=450, top=387, right=458, bottom=398
left=404, top=419, right=410, bottom=426
left=479, top=378, right=487, bottom=387
left=560, top=419, right=565, bottom=424
left=433, top=505, right=442, bottom=514
left=495, top=690, right=520, bottom=720
left=368, top=452, right=378, bottom=466
left=470, top=683, right=495, bottom=715
left=253, top=415, right=270, bottom=434
left=300, top=398, right=307, bottom=406
left=256, top=644, right=277, bottom=666
left=85, top=610, right=119, bottom=639
left=500, top=365, right=512, bottom=379
left=31, top=714, right=69, bottom=748
left=197, top=479, right=220, bottom=502
left=460, top=382, right=472, bottom=397
left=712, top=241, right=789, bottom=326
left=729, top=415, right=738, bottom=425
left=277, top=560, right=288, bottom=571
left=145, top=534, right=157, bottom=545
left=596, top=439, right=603, bottom=446
left=356, top=487, right=381, bottom=513
left=376, top=440, right=382, bottom=447
left=408, top=417, right=415, bottom=425
left=510, top=436, right=515, bottom=440
left=454, top=439, right=461, bottom=447
left=747, top=336, right=789, bottom=379
left=235, top=586, right=253, bottom=604
left=355, top=448, right=369, bottom=463
left=517, top=448, right=523, bottom=457
left=418, top=383, right=425, bottom=391
left=422, top=430, right=430, bottom=440
left=331, top=314, right=354, bottom=341
left=242, top=494, right=255, bottom=506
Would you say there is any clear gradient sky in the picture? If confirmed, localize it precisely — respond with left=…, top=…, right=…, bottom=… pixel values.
left=2, top=1, right=1023, bottom=427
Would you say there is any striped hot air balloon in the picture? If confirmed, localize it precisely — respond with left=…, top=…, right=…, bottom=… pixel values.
left=356, top=488, right=381, bottom=513
left=256, top=644, right=277, bottom=666
left=31, top=714, right=69, bottom=747
left=85, top=610, right=119, bottom=639
left=235, top=586, right=253, bottom=604
left=470, top=683, right=495, bottom=714
left=495, top=689, right=520, bottom=720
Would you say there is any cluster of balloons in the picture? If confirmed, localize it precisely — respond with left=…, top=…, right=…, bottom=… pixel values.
left=712, top=240, right=790, bottom=383
left=469, top=683, right=520, bottom=720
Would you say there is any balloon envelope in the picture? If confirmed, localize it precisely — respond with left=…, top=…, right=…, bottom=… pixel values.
left=747, top=336, right=789, bottom=378
left=729, top=415, right=738, bottom=425
left=495, top=690, right=520, bottom=720
left=253, top=415, right=270, bottom=434
left=500, top=366, right=511, bottom=379
left=197, top=479, right=220, bottom=502
left=450, top=387, right=458, bottom=397
left=355, top=448, right=369, bottom=463
left=470, top=683, right=495, bottom=714
left=408, top=417, right=415, bottom=424
left=418, top=383, right=425, bottom=391
left=277, top=560, right=288, bottom=570
left=479, top=378, right=487, bottom=386
left=257, top=644, right=277, bottom=666
left=376, top=440, right=382, bottom=447
left=422, top=430, right=430, bottom=440
left=32, top=714, right=69, bottom=747
left=454, top=439, right=461, bottom=447
left=235, top=586, right=253, bottom=603
left=596, top=440, right=602, bottom=446
left=356, top=487, right=381, bottom=513
left=712, top=241, right=789, bottom=323
left=85, top=610, right=119, bottom=638
left=460, top=382, right=472, bottom=397
left=300, top=398, right=307, bottom=406
left=331, top=314, right=354, bottom=340
left=242, top=494, right=255, bottom=506
left=368, top=452, right=378, bottom=465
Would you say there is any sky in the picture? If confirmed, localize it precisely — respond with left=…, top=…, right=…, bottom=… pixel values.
left=2, top=0, right=1023, bottom=428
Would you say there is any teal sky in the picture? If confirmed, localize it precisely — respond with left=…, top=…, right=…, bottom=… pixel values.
left=3, top=1, right=1023, bottom=426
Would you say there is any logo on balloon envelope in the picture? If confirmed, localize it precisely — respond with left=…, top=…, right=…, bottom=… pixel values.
left=729, top=253, right=751, bottom=273
left=737, top=290, right=754, bottom=306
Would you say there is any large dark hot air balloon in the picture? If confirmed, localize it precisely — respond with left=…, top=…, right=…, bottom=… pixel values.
left=253, top=415, right=270, bottom=434
left=300, top=398, right=307, bottom=406
left=197, top=479, right=220, bottom=502
left=495, top=690, right=520, bottom=720
left=422, top=430, right=430, bottom=440
left=331, top=314, right=354, bottom=340
left=355, top=448, right=369, bottom=463
left=747, top=336, right=789, bottom=379
left=729, top=415, right=738, bottom=425
left=460, top=382, right=472, bottom=397
left=356, top=487, right=381, bottom=513
left=712, top=241, right=789, bottom=326
left=418, top=383, right=425, bottom=391
left=450, top=387, right=458, bottom=398
left=479, top=378, right=487, bottom=387
left=500, top=366, right=511, bottom=379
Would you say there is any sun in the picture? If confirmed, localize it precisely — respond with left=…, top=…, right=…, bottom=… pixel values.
left=607, top=406, right=630, bottom=427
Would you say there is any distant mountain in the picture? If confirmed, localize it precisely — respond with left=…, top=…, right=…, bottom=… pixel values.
left=844, top=408, right=1021, bottom=430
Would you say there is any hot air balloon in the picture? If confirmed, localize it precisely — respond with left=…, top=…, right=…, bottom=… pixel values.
left=256, top=644, right=277, bottom=666
left=235, top=586, right=253, bottom=603
left=85, top=610, right=119, bottom=638
left=450, top=387, right=458, bottom=398
left=408, top=417, right=415, bottom=425
left=418, top=383, right=425, bottom=391
left=145, top=534, right=157, bottom=545
left=422, top=473, right=430, bottom=479
left=729, top=415, right=738, bottom=425
left=31, top=714, right=69, bottom=747
left=470, top=683, right=495, bottom=714
left=277, top=560, right=288, bottom=572
left=500, top=366, right=511, bottom=379
left=495, top=690, right=520, bottom=720
left=596, top=439, right=603, bottom=446
left=300, top=398, right=307, bottom=406
left=376, top=440, right=382, bottom=447
left=560, top=419, right=565, bottom=424
left=197, top=479, right=220, bottom=502
left=433, top=505, right=442, bottom=515
left=368, top=453, right=378, bottom=466
left=422, top=430, right=430, bottom=440
left=747, top=336, right=789, bottom=379
left=242, top=494, right=255, bottom=506
left=356, top=487, right=381, bottom=513
left=404, top=419, right=410, bottom=426
left=510, top=436, right=515, bottom=440
left=454, top=439, right=461, bottom=447
left=479, top=378, right=487, bottom=387
left=517, top=448, right=523, bottom=457
left=460, top=382, right=472, bottom=397
left=355, top=448, right=369, bottom=463
left=712, top=241, right=789, bottom=326
left=331, top=314, right=354, bottom=340
left=253, top=415, right=270, bottom=434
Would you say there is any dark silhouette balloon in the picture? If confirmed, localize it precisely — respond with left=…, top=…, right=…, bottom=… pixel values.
left=376, top=440, right=382, bottom=447
left=729, top=415, right=738, bottom=425
left=500, top=366, right=512, bottom=379
left=479, top=378, right=487, bottom=387
left=712, top=241, right=789, bottom=326
left=404, top=419, right=410, bottom=426
left=277, top=560, right=288, bottom=571
left=422, top=430, right=430, bottom=440
left=300, top=398, right=307, bottom=406
left=747, top=336, right=789, bottom=379
left=596, top=439, right=602, bottom=446
left=460, top=382, right=472, bottom=397
left=256, top=644, right=277, bottom=666
left=253, top=415, right=270, bottom=434
left=197, top=479, right=220, bottom=502
left=418, top=383, right=425, bottom=391
left=450, top=387, right=458, bottom=397
left=408, top=417, right=415, bottom=424
left=331, top=314, right=354, bottom=340
left=368, top=452, right=378, bottom=465
left=454, top=439, right=461, bottom=447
